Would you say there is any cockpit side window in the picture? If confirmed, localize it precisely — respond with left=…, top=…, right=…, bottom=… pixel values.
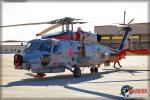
left=39, top=42, right=51, bottom=52
left=24, top=41, right=40, bottom=52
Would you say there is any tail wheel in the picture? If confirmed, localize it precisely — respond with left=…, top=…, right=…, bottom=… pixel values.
left=73, top=66, right=81, bottom=78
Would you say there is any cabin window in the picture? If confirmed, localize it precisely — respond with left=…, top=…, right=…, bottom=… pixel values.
left=53, top=43, right=62, bottom=54
left=77, top=46, right=84, bottom=56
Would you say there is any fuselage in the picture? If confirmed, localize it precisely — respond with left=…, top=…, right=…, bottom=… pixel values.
left=14, top=39, right=117, bottom=73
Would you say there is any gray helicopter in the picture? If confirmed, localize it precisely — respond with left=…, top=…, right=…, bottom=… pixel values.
left=12, top=17, right=132, bottom=78
left=2, top=16, right=149, bottom=78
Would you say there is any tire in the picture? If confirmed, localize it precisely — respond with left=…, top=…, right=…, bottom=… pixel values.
left=73, top=67, right=81, bottom=78
left=90, top=67, right=95, bottom=73
left=37, top=73, right=46, bottom=77
left=94, top=67, right=98, bottom=73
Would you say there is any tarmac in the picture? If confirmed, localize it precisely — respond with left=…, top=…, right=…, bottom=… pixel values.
left=0, top=54, right=150, bottom=100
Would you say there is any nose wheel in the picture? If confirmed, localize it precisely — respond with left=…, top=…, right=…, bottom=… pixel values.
left=32, top=73, right=46, bottom=78
left=90, top=67, right=98, bottom=73
left=73, top=66, right=81, bottom=78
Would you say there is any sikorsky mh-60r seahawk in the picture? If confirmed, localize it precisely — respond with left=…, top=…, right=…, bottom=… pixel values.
left=1, top=15, right=150, bottom=78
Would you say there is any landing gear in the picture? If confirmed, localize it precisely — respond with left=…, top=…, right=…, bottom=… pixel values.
left=90, top=67, right=98, bottom=73
left=73, top=66, right=81, bottom=78
left=94, top=67, right=98, bottom=73
left=113, top=61, right=122, bottom=69
left=33, top=73, right=46, bottom=78
left=90, top=67, right=95, bottom=73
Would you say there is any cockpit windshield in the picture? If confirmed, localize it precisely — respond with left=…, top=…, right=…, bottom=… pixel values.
left=24, top=41, right=41, bottom=52
left=24, top=40, right=51, bottom=52
left=39, top=42, right=51, bottom=52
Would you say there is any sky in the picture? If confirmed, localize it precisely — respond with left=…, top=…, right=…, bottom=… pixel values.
left=1, top=1, right=148, bottom=41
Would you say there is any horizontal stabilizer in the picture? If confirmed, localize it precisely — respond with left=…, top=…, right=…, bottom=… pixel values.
left=107, top=48, right=150, bottom=62
left=125, top=48, right=150, bottom=55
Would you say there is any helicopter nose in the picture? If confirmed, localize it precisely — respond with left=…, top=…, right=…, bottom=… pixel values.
left=14, top=54, right=23, bottom=69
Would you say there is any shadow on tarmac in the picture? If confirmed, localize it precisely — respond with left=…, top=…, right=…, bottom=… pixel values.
left=103, top=68, right=150, bottom=75
left=1, top=69, right=123, bottom=87
left=1, top=68, right=149, bottom=99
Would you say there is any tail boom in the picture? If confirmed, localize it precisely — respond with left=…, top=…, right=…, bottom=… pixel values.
left=119, top=27, right=132, bottom=51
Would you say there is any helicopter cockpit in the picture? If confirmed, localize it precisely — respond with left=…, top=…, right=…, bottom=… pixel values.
left=24, top=39, right=52, bottom=53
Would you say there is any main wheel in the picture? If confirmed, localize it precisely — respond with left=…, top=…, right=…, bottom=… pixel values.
left=94, top=67, right=98, bottom=73
left=90, top=67, right=95, bottom=73
left=36, top=73, right=46, bottom=77
left=73, top=67, right=81, bottom=78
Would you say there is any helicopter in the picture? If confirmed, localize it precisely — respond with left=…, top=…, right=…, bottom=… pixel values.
left=13, top=26, right=149, bottom=78
left=1, top=14, right=150, bottom=78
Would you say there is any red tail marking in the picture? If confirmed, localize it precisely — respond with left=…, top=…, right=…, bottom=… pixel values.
left=126, top=49, right=150, bottom=55
left=114, top=48, right=150, bottom=62
left=115, top=50, right=126, bottom=61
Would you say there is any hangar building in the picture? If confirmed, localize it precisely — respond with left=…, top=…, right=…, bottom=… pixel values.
left=0, top=41, right=25, bottom=54
left=94, top=23, right=150, bottom=49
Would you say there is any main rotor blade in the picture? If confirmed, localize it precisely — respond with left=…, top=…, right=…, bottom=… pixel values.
left=0, top=22, right=50, bottom=28
left=72, top=21, right=87, bottom=24
left=36, top=24, right=61, bottom=36
left=127, top=18, right=134, bottom=25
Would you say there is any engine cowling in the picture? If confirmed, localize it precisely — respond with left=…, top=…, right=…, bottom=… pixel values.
left=42, top=31, right=102, bottom=43
left=73, top=31, right=101, bottom=43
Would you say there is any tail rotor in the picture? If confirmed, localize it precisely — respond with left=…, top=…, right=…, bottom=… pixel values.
left=114, top=11, right=134, bottom=51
